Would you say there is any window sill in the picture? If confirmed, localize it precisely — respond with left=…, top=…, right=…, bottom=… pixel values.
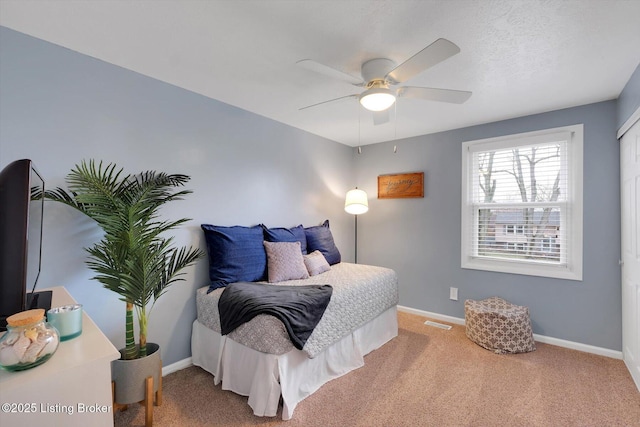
left=461, top=256, right=582, bottom=281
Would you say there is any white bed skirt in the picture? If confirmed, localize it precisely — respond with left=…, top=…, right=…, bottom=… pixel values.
left=191, top=306, right=398, bottom=420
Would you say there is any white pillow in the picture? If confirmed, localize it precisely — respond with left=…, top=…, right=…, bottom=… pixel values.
left=263, top=241, right=310, bottom=283
left=303, top=250, right=331, bottom=276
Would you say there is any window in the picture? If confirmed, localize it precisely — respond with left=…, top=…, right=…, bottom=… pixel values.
left=461, top=125, right=583, bottom=280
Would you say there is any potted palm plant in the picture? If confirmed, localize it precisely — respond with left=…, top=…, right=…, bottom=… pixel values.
left=45, top=160, right=203, bottom=411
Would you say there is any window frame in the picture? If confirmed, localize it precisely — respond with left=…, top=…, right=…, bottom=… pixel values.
left=461, top=125, right=583, bottom=281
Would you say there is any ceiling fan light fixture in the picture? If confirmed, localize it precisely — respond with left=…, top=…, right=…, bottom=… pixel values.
left=359, top=87, right=396, bottom=112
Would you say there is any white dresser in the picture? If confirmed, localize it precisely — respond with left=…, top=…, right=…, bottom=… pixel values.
left=0, top=286, right=120, bottom=426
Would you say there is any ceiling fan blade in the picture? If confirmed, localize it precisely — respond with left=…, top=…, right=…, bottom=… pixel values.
left=296, top=59, right=364, bottom=86
left=398, top=86, right=472, bottom=104
left=386, top=38, right=461, bottom=84
left=372, top=110, right=390, bottom=126
left=299, top=94, right=358, bottom=110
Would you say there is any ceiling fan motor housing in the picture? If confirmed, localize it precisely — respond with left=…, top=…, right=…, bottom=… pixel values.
left=361, top=58, right=396, bottom=85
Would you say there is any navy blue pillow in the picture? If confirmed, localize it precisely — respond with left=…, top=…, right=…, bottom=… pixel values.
left=262, top=224, right=308, bottom=254
left=304, top=220, right=341, bottom=265
left=201, top=224, right=267, bottom=292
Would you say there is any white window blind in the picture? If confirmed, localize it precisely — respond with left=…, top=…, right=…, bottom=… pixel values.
left=461, top=125, right=583, bottom=280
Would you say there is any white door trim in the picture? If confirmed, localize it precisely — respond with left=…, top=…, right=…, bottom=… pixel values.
left=617, top=106, right=640, bottom=139
left=620, top=115, right=640, bottom=392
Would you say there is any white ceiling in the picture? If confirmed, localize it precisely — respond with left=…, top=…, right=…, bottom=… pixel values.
left=1, top=0, right=639, bottom=147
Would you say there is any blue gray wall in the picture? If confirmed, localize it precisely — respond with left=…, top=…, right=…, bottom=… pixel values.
left=354, top=101, right=622, bottom=350
left=0, top=25, right=629, bottom=361
left=0, top=27, right=354, bottom=365
left=617, top=63, right=640, bottom=129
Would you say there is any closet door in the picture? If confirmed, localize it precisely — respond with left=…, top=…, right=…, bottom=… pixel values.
left=621, top=116, right=640, bottom=391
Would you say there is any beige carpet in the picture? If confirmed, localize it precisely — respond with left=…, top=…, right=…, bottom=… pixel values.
left=115, top=311, right=640, bottom=426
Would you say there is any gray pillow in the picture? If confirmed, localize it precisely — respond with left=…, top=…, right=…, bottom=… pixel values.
left=263, top=241, right=310, bottom=283
left=303, top=250, right=331, bottom=276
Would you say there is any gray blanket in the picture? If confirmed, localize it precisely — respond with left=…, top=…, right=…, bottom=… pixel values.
left=219, top=282, right=333, bottom=350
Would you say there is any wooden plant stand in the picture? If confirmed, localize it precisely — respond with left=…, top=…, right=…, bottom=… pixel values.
left=112, top=371, right=163, bottom=427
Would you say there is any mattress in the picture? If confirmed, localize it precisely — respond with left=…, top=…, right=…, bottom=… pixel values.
left=196, top=262, right=399, bottom=358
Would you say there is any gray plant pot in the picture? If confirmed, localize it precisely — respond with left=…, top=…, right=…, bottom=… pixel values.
left=111, top=343, right=161, bottom=405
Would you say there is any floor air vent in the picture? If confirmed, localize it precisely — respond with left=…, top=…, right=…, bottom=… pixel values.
left=424, top=320, right=452, bottom=330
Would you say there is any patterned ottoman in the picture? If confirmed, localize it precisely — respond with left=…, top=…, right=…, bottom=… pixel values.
left=464, top=297, right=536, bottom=354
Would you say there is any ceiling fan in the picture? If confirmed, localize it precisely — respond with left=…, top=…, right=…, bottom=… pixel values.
left=297, top=38, right=472, bottom=125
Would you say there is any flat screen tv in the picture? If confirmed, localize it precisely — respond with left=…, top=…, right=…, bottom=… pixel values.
left=0, top=159, right=51, bottom=331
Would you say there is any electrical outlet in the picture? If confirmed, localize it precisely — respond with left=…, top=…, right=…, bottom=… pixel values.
left=449, top=287, right=458, bottom=301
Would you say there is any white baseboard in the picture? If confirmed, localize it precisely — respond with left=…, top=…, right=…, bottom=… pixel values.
left=162, top=357, right=193, bottom=376
left=398, top=305, right=623, bottom=360
left=530, top=334, right=623, bottom=360
left=398, top=305, right=466, bottom=326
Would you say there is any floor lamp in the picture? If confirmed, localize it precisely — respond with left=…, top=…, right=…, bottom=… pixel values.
left=344, top=188, right=369, bottom=264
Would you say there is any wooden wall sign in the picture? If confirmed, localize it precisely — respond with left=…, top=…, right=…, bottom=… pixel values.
left=378, top=172, right=424, bottom=199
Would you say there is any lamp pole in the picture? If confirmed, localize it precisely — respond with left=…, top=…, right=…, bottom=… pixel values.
left=354, top=213, right=358, bottom=264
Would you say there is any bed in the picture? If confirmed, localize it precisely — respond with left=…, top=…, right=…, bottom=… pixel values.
left=191, top=222, right=399, bottom=419
left=191, top=261, right=398, bottom=419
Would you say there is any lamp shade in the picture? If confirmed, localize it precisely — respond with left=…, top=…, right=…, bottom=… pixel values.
left=359, top=87, right=396, bottom=112
left=345, top=189, right=369, bottom=215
